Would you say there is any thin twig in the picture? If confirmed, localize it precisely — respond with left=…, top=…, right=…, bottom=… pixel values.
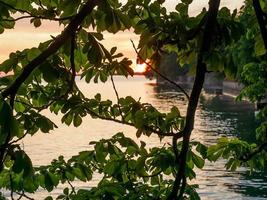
left=0, top=0, right=73, bottom=22
left=130, top=40, right=190, bottom=100
left=1, top=15, right=74, bottom=22
left=14, top=98, right=53, bottom=113
left=9, top=125, right=36, bottom=146
left=17, top=192, right=23, bottom=200
left=67, top=179, right=76, bottom=195
left=15, top=192, right=34, bottom=200
left=9, top=173, right=14, bottom=200
left=9, top=133, right=28, bottom=145
left=2, top=16, right=33, bottom=22
left=38, top=0, right=45, bottom=9
left=110, top=75, right=124, bottom=121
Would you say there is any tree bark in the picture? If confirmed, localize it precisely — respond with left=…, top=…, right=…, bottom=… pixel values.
left=167, top=0, right=221, bottom=199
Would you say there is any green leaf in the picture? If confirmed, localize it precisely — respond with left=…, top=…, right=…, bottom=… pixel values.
left=99, top=71, right=108, bottom=82
left=44, top=172, right=58, bottom=192
left=185, top=165, right=196, bottom=179
left=134, top=110, right=145, bottom=128
left=16, top=0, right=31, bottom=10
left=27, top=48, right=41, bottom=61
left=170, top=106, right=180, bottom=117
left=23, top=176, right=37, bottom=193
left=181, top=0, right=193, bottom=4
left=10, top=117, right=23, bottom=138
left=206, top=52, right=224, bottom=72
left=87, top=45, right=103, bottom=66
left=196, top=143, right=207, bottom=158
left=73, top=114, right=82, bottom=127
left=136, top=157, right=147, bottom=176
left=62, top=112, right=73, bottom=126
left=39, top=62, right=60, bottom=82
left=192, top=152, right=205, bottom=169
left=95, top=143, right=106, bottom=163
left=95, top=93, right=101, bottom=101
left=0, top=58, right=17, bottom=73
left=1, top=20, right=15, bottom=29
left=136, top=129, right=142, bottom=138
left=12, top=150, right=34, bottom=178
left=90, top=32, right=104, bottom=40
left=175, top=3, right=188, bottom=16
left=72, top=167, right=86, bottom=181
left=116, top=11, right=131, bottom=29
left=0, top=25, right=4, bottom=34
left=36, top=116, right=54, bottom=133
left=44, top=196, right=53, bottom=200
left=56, top=194, right=66, bottom=199
left=254, top=34, right=267, bottom=56
left=60, top=0, right=80, bottom=17
left=104, top=161, right=117, bottom=175
left=150, top=2, right=161, bottom=15
left=151, top=175, right=159, bottom=185
left=110, top=47, right=117, bottom=55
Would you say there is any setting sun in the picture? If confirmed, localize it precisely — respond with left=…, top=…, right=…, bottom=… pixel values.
left=133, top=63, right=147, bottom=73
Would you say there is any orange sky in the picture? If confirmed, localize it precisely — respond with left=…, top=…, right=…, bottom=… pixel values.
left=0, top=0, right=244, bottom=67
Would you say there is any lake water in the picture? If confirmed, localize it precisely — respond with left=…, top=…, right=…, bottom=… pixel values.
left=17, top=76, right=267, bottom=199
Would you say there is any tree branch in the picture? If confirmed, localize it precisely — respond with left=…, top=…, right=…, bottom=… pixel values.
left=1, top=0, right=99, bottom=99
left=177, top=175, right=186, bottom=200
left=1, top=15, right=75, bottom=22
left=110, top=75, right=124, bottom=121
left=9, top=132, right=28, bottom=145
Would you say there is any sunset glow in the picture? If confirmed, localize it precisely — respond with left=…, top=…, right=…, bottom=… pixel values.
left=133, top=63, right=147, bottom=73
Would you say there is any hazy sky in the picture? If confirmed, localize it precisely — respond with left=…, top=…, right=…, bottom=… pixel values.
left=0, top=0, right=244, bottom=64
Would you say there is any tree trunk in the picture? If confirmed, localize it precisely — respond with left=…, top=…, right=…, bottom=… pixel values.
left=167, top=0, right=221, bottom=199
left=253, top=0, right=267, bottom=49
